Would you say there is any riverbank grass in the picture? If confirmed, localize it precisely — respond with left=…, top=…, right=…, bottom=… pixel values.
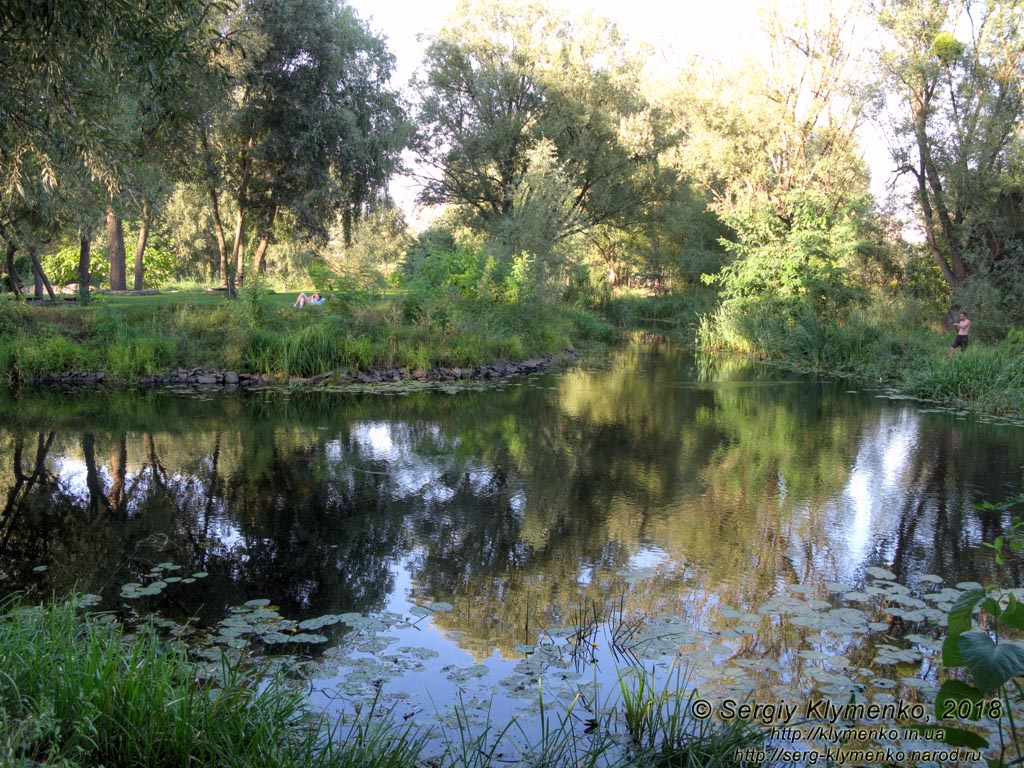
left=0, top=596, right=426, bottom=768
left=0, top=289, right=617, bottom=385
left=692, top=296, right=1024, bottom=416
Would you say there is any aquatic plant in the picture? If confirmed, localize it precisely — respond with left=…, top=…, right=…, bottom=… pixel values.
left=924, top=493, right=1024, bottom=766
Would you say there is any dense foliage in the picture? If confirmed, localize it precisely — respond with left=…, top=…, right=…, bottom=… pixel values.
left=1, top=0, right=1023, bottom=403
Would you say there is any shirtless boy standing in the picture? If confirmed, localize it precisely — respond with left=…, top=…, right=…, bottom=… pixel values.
left=951, top=311, right=971, bottom=353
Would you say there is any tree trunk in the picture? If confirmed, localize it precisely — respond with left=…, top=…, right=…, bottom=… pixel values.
left=231, top=206, right=245, bottom=287
left=107, top=206, right=127, bottom=291
left=133, top=198, right=150, bottom=291
left=911, top=81, right=968, bottom=291
left=78, top=233, right=92, bottom=304
left=253, top=206, right=277, bottom=275
left=206, top=186, right=235, bottom=297
left=82, top=433, right=111, bottom=517
left=29, top=246, right=56, bottom=301
left=230, top=139, right=252, bottom=289
left=253, top=233, right=270, bottom=275
left=4, top=240, right=20, bottom=297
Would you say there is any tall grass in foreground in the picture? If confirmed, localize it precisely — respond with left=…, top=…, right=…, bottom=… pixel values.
left=0, top=597, right=761, bottom=768
left=0, top=597, right=424, bottom=768
left=617, top=667, right=764, bottom=768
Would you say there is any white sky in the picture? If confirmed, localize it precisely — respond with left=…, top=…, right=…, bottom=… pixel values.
left=348, top=0, right=768, bottom=84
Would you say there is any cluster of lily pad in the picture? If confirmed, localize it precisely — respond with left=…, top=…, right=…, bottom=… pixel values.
left=119, top=562, right=205, bottom=599
left=97, top=554, right=1023, bottom=765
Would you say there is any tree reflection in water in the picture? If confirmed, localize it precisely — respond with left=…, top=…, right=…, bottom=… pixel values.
left=1, top=345, right=1022, bottom=714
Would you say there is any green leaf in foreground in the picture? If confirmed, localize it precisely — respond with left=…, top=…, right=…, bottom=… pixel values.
left=903, top=723, right=988, bottom=749
left=942, top=588, right=986, bottom=667
left=998, top=593, right=1024, bottom=631
left=958, top=632, right=1024, bottom=692
left=934, top=679, right=984, bottom=722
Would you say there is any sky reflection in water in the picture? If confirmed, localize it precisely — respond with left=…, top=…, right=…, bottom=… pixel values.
left=1, top=344, right=1023, bottom=751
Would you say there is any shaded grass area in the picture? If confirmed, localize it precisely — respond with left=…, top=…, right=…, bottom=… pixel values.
left=0, top=597, right=762, bottom=768
left=0, top=290, right=618, bottom=384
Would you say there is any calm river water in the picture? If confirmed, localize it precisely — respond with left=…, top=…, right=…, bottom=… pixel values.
left=2, top=343, right=1022, bottom=755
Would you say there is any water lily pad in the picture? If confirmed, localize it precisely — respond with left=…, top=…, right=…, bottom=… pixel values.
left=825, top=581, right=852, bottom=592
left=956, top=581, right=984, bottom=591
left=445, top=664, right=490, bottom=682
left=397, top=646, right=439, bottom=660
left=799, top=650, right=828, bottom=661
left=624, top=569, right=657, bottom=584
left=866, top=566, right=897, bottom=580
left=901, top=677, right=929, bottom=688
left=298, top=615, right=345, bottom=631
left=262, top=633, right=293, bottom=645
left=289, top=633, right=328, bottom=643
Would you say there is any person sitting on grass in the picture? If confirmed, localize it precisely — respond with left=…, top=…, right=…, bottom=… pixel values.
left=293, top=292, right=326, bottom=308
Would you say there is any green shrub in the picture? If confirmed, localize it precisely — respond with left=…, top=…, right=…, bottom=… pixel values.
left=42, top=245, right=111, bottom=286
left=564, top=307, right=618, bottom=343
left=237, top=279, right=275, bottom=329
left=339, top=334, right=375, bottom=370
left=243, top=328, right=286, bottom=375
left=0, top=300, right=32, bottom=335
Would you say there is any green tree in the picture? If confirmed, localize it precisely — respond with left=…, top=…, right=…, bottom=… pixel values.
left=0, top=0, right=227, bottom=299
left=871, top=0, right=1024, bottom=293
left=669, top=1, right=872, bottom=310
left=194, top=0, right=407, bottom=294
left=412, top=0, right=668, bottom=294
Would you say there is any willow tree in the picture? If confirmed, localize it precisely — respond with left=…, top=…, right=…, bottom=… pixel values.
left=670, top=0, right=872, bottom=310
left=194, top=0, right=407, bottom=294
left=412, top=0, right=670, bottom=295
left=0, top=0, right=225, bottom=300
left=871, top=0, right=1024, bottom=293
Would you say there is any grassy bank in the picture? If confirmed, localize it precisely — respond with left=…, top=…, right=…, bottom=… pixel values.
left=691, top=295, right=1024, bottom=416
left=0, top=596, right=762, bottom=768
left=0, top=289, right=618, bottom=386
left=600, top=290, right=1024, bottom=417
